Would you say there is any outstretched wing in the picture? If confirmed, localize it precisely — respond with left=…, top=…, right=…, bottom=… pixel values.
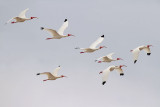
left=102, top=68, right=110, bottom=83
left=39, top=72, right=54, bottom=79
left=51, top=66, right=61, bottom=77
left=18, top=8, right=29, bottom=18
left=143, top=47, right=151, bottom=54
left=132, top=48, right=140, bottom=62
left=114, top=67, right=123, bottom=74
left=58, top=19, right=68, bottom=35
left=89, top=35, right=104, bottom=49
left=107, top=53, right=114, bottom=59
left=42, top=27, right=60, bottom=37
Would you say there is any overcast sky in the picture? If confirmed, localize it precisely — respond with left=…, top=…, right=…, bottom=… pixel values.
left=0, top=0, right=160, bottom=107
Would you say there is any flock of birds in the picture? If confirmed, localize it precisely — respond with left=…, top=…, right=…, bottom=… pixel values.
left=6, top=8, right=153, bottom=85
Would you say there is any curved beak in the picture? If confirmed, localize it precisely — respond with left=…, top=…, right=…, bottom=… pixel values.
left=64, top=76, right=68, bottom=78
left=71, top=34, right=75, bottom=37
left=122, top=65, right=127, bottom=67
left=103, top=46, right=107, bottom=48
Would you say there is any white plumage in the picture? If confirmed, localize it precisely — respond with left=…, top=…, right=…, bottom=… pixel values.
left=41, top=19, right=74, bottom=40
left=75, top=35, right=106, bottom=53
left=95, top=53, right=123, bottom=63
left=6, top=8, right=38, bottom=24
left=37, top=66, right=67, bottom=81
left=99, top=65, right=127, bottom=85
left=130, top=45, right=152, bottom=64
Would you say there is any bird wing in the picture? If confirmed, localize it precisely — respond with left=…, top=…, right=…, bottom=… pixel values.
left=89, top=35, right=104, bottom=49
left=132, top=48, right=140, bottom=61
left=102, top=68, right=110, bottom=82
left=114, top=67, right=123, bottom=74
left=43, top=28, right=60, bottom=37
left=107, top=53, right=114, bottom=59
left=143, top=47, right=151, bottom=53
left=57, top=19, right=68, bottom=35
left=18, top=8, right=29, bottom=18
left=51, top=66, right=61, bottom=77
left=40, top=72, right=54, bottom=79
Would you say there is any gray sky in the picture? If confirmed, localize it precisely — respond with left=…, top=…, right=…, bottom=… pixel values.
left=0, top=0, right=160, bottom=107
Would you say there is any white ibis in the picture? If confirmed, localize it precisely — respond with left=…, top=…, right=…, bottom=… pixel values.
left=75, top=35, right=106, bottom=53
left=6, top=8, right=38, bottom=24
left=41, top=19, right=74, bottom=40
left=130, top=45, right=152, bottom=64
left=99, top=65, right=127, bottom=85
left=36, top=66, right=67, bottom=81
left=95, top=53, right=123, bottom=63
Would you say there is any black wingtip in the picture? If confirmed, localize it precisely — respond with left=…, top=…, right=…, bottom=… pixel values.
left=120, top=73, right=124, bottom=76
left=102, top=81, right=106, bottom=85
left=134, top=60, right=137, bottom=64
left=37, top=73, right=40, bottom=75
left=41, top=27, right=44, bottom=30
left=64, top=19, right=67, bottom=22
left=58, top=65, right=60, bottom=67
left=147, top=53, right=151, bottom=56
left=101, top=35, right=104, bottom=38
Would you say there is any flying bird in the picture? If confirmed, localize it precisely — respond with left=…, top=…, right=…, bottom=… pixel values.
left=130, top=45, right=152, bottom=64
left=41, top=19, right=75, bottom=40
left=75, top=35, right=106, bottom=53
left=95, top=53, right=123, bottom=63
left=36, top=66, right=67, bottom=81
left=6, top=8, right=38, bottom=24
left=99, top=65, right=127, bottom=85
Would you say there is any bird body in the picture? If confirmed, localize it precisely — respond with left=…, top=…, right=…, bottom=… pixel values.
left=95, top=53, right=123, bottom=63
left=131, top=45, right=152, bottom=63
left=6, top=8, right=38, bottom=24
left=75, top=35, right=106, bottom=53
left=37, top=66, right=67, bottom=81
left=41, top=19, right=74, bottom=40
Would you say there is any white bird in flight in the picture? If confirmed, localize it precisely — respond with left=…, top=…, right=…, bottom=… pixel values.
left=6, top=8, right=38, bottom=24
left=99, top=65, right=127, bottom=85
left=130, top=45, right=152, bottom=64
left=95, top=53, right=123, bottom=63
left=41, top=19, right=75, bottom=40
left=75, top=35, right=106, bottom=53
left=37, top=66, right=67, bottom=81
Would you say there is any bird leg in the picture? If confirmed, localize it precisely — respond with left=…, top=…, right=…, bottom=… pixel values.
left=98, top=61, right=102, bottom=63
left=11, top=21, right=16, bottom=24
left=46, top=38, right=52, bottom=40
left=43, top=79, right=48, bottom=81
left=80, top=52, right=85, bottom=54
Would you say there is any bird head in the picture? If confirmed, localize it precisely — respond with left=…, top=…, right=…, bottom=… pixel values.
left=30, top=17, right=38, bottom=19
left=117, top=58, right=123, bottom=60
left=99, top=46, right=107, bottom=49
